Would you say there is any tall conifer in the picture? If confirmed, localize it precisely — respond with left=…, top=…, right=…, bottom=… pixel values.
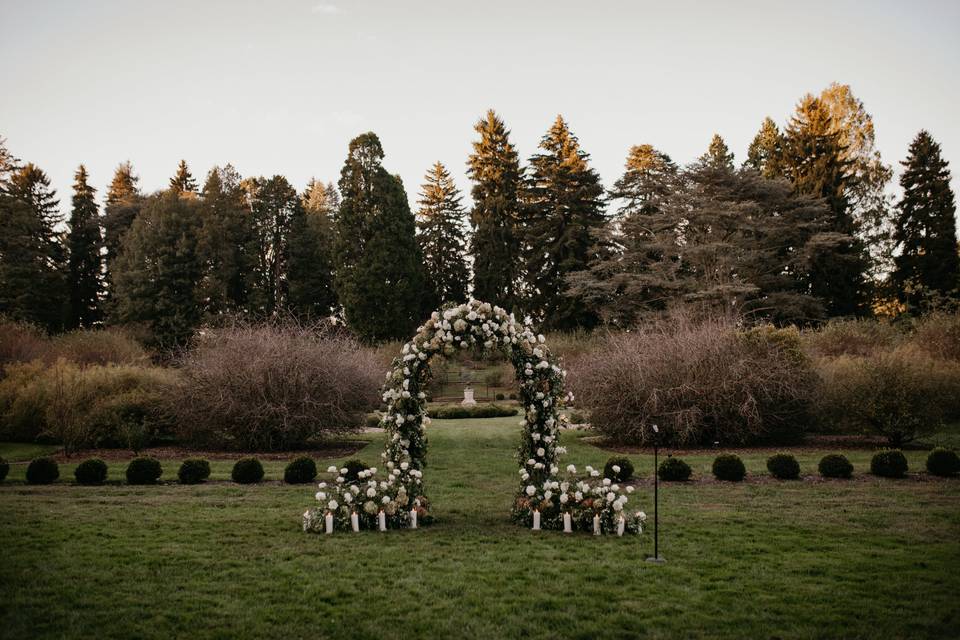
left=66, top=165, right=103, bottom=327
left=416, top=162, right=469, bottom=309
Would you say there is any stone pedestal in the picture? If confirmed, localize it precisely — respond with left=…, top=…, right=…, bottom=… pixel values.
left=461, top=387, right=477, bottom=405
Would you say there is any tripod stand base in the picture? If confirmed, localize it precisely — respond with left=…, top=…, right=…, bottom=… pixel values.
left=645, top=555, right=667, bottom=564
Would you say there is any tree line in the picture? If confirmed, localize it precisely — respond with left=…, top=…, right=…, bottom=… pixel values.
left=1, top=83, right=957, bottom=344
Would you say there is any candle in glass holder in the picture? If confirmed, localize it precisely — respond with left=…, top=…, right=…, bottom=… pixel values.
left=563, top=512, right=572, bottom=533
left=325, top=512, right=334, bottom=534
left=378, top=510, right=387, bottom=532
left=410, top=508, right=418, bottom=529
left=350, top=511, right=359, bottom=532
left=593, top=514, right=601, bottom=535
left=617, top=516, right=625, bottom=537
left=532, top=510, right=541, bottom=531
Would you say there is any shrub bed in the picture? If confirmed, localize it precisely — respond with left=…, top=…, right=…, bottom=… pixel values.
left=571, top=318, right=815, bottom=446
left=603, top=457, right=634, bottom=482
left=925, top=447, right=960, bottom=477
left=169, top=322, right=381, bottom=451
left=871, top=450, right=908, bottom=478
left=74, top=458, right=108, bottom=485
left=126, top=457, right=162, bottom=485
left=818, top=454, right=853, bottom=479
left=26, top=457, right=59, bottom=484
left=232, top=458, right=264, bottom=484
left=766, top=453, right=800, bottom=480
left=284, top=457, right=317, bottom=484
left=427, top=403, right=518, bottom=419
left=658, top=457, right=692, bottom=481
left=712, top=454, right=746, bottom=482
left=178, top=459, right=211, bottom=484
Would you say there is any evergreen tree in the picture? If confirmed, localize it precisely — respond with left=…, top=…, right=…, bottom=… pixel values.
left=744, top=117, right=783, bottom=178
left=699, top=134, right=734, bottom=170
left=0, top=135, right=19, bottom=187
left=169, top=159, right=198, bottom=195
left=524, top=115, right=606, bottom=329
left=102, top=161, right=142, bottom=302
left=66, top=165, right=103, bottom=328
left=335, top=132, right=427, bottom=341
left=245, top=175, right=300, bottom=315
left=892, top=131, right=960, bottom=307
left=198, top=165, right=254, bottom=315
left=111, top=191, right=203, bottom=346
left=287, top=179, right=338, bottom=319
left=780, top=95, right=869, bottom=316
left=566, top=144, right=679, bottom=325
left=415, top=162, right=469, bottom=309
left=466, top=110, right=524, bottom=310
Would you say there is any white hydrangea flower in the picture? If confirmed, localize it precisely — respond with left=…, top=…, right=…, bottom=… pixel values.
left=327, top=466, right=338, bottom=473
left=366, top=487, right=376, bottom=498
left=612, top=465, right=621, bottom=473
left=315, top=491, right=326, bottom=501
left=525, top=485, right=536, bottom=496
left=574, top=491, right=583, bottom=501
left=559, top=493, right=569, bottom=504
left=626, top=486, right=635, bottom=494
left=543, top=490, right=553, bottom=500
left=328, top=500, right=339, bottom=510
left=566, top=464, right=577, bottom=474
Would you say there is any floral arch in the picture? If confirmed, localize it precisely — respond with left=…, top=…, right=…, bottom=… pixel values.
left=304, top=300, right=645, bottom=535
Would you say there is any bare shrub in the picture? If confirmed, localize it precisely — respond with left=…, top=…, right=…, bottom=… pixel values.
left=570, top=317, right=815, bottom=446
left=815, top=346, right=960, bottom=446
left=802, top=318, right=903, bottom=358
left=50, top=328, right=148, bottom=366
left=0, top=319, right=48, bottom=367
left=169, top=321, right=382, bottom=451
left=910, top=312, right=960, bottom=361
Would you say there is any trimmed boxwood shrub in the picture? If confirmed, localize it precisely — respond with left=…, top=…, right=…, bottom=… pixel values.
left=712, top=453, right=746, bottom=482
left=284, top=456, right=317, bottom=484
left=925, top=447, right=960, bottom=477
left=766, top=453, right=800, bottom=480
left=604, top=457, right=634, bottom=482
left=0, top=456, right=8, bottom=482
left=178, top=458, right=211, bottom=484
left=26, top=457, right=60, bottom=484
left=126, top=456, right=162, bottom=485
left=870, top=449, right=908, bottom=478
left=658, top=457, right=692, bottom=481
left=232, top=457, right=264, bottom=484
left=74, top=458, right=108, bottom=485
left=495, top=393, right=505, bottom=401
left=342, top=459, right=369, bottom=483
left=818, top=453, right=853, bottom=479
left=428, top=403, right=518, bottom=420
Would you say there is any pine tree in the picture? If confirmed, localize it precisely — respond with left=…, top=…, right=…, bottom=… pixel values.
left=566, top=144, right=679, bottom=325
left=700, top=134, right=734, bottom=170
left=287, top=179, right=338, bottom=319
left=169, top=159, right=198, bottom=195
left=892, top=131, right=959, bottom=307
left=416, top=162, right=469, bottom=309
left=102, top=161, right=142, bottom=303
left=0, top=135, right=19, bottom=187
left=111, top=191, right=203, bottom=346
left=780, top=95, right=869, bottom=316
left=198, top=165, right=254, bottom=314
left=744, top=117, right=783, bottom=178
left=245, top=175, right=300, bottom=315
left=66, top=165, right=103, bottom=327
left=524, top=115, right=606, bottom=329
left=335, top=132, right=427, bottom=341
left=466, top=110, right=524, bottom=310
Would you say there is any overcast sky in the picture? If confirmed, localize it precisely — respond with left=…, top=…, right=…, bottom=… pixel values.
left=2, top=0, right=958, bottom=224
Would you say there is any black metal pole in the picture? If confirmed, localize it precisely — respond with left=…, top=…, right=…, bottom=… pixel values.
left=653, top=442, right=658, bottom=559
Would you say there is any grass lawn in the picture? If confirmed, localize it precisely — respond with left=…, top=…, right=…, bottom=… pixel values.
left=1, top=417, right=958, bottom=639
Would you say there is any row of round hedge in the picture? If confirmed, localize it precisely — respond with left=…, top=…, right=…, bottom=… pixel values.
left=0, top=455, right=338, bottom=486
left=652, top=447, right=960, bottom=482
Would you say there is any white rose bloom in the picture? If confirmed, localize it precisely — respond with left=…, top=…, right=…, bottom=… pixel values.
left=536, top=447, right=545, bottom=457
left=606, top=492, right=615, bottom=502
left=527, top=459, right=536, bottom=466
left=340, top=468, right=349, bottom=475
left=559, top=493, right=569, bottom=504
left=585, top=466, right=594, bottom=473
left=626, top=486, right=635, bottom=494
left=574, top=491, right=583, bottom=501
left=350, top=485, right=360, bottom=495
left=344, top=493, right=353, bottom=504
left=382, top=496, right=391, bottom=504
left=315, top=491, right=326, bottom=501
left=327, top=466, right=338, bottom=473
left=612, top=465, right=621, bottom=473
left=566, top=464, right=576, bottom=474
left=603, top=478, right=612, bottom=486
left=560, top=481, right=570, bottom=492
left=370, top=467, right=378, bottom=474
left=318, top=482, right=327, bottom=489
left=543, top=490, right=553, bottom=500
left=327, top=500, right=338, bottom=510
left=366, top=487, right=376, bottom=498
left=525, top=485, right=536, bottom=496
left=400, top=462, right=409, bottom=470
left=613, top=501, right=624, bottom=512
left=521, top=473, right=530, bottom=481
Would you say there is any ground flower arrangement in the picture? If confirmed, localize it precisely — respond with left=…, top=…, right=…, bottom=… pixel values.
left=303, top=299, right=646, bottom=535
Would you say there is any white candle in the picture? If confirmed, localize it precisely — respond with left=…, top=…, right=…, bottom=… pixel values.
left=378, top=510, right=387, bottom=532
left=350, top=511, right=359, bottom=532
left=410, top=508, right=418, bottom=529
left=532, top=510, right=541, bottom=531
left=325, top=512, right=334, bottom=534
left=617, top=516, right=625, bottom=537
left=593, top=514, right=601, bottom=535
left=563, top=512, right=572, bottom=533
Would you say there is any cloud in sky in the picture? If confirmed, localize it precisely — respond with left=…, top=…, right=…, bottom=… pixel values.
left=311, top=3, right=339, bottom=15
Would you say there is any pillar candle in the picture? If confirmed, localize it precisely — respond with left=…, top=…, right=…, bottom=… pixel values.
left=532, top=510, right=541, bottom=531
left=378, top=510, right=387, bottom=532
left=350, top=511, right=359, bottom=532
left=410, top=508, right=418, bottom=529
left=325, top=512, right=334, bottom=534
left=617, top=516, right=625, bottom=537
left=593, top=514, right=601, bottom=535
left=563, top=512, right=572, bottom=533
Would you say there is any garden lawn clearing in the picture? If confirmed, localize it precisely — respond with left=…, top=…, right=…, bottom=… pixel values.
left=1, top=416, right=958, bottom=639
